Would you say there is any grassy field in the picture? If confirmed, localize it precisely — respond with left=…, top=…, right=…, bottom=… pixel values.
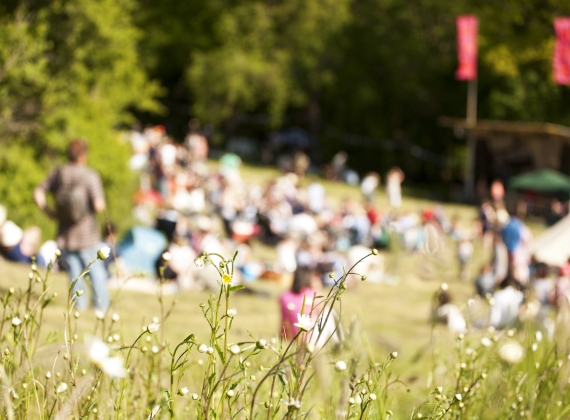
left=0, top=165, right=551, bottom=416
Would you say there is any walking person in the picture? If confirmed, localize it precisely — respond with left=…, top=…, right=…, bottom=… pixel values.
left=34, top=139, right=110, bottom=311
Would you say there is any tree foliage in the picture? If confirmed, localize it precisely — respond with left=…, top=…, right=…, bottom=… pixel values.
left=0, top=0, right=161, bottom=234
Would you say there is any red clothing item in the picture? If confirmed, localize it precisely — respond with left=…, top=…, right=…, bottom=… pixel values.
left=279, top=287, right=316, bottom=340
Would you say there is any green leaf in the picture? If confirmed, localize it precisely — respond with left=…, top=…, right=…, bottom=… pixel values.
left=229, top=285, right=245, bottom=293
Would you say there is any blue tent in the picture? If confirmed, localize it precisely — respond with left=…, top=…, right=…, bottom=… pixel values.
left=117, top=227, right=167, bottom=276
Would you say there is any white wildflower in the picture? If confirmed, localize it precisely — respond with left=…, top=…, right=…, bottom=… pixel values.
left=226, top=389, right=235, bottom=397
left=178, top=387, right=189, bottom=396
left=481, top=337, right=492, bottom=347
left=455, top=393, right=462, bottom=401
left=146, top=322, right=161, bottom=334
left=56, top=382, right=68, bottom=393
left=369, top=393, right=377, bottom=401
left=281, top=397, right=302, bottom=409
left=334, top=360, right=347, bottom=372
left=11, top=317, right=21, bottom=327
left=390, top=351, right=398, bottom=359
left=148, top=405, right=160, bottom=420
left=162, top=251, right=171, bottom=262
left=198, top=344, right=208, bottom=353
left=95, top=310, right=105, bottom=320
left=229, top=344, right=241, bottom=355
left=294, top=313, right=312, bottom=332
left=97, top=246, right=111, bottom=260
left=227, top=308, right=237, bottom=317
left=191, top=393, right=199, bottom=400
left=535, top=331, right=543, bottom=342
left=499, top=340, right=525, bottom=364
left=88, top=337, right=127, bottom=378
left=194, top=258, right=205, bottom=269
left=256, top=339, right=269, bottom=350
left=111, top=313, right=120, bottom=322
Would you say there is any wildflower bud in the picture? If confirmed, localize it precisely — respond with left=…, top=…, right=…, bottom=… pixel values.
left=55, top=249, right=61, bottom=257
left=75, top=290, right=83, bottom=297
left=191, top=393, right=199, bottom=400
left=386, top=410, right=393, bottom=416
left=95, top=310, right=105, bottom=320
left=97, top=246, right=111, bottom=260
left=481, top=372, right=487, bottom=379
left=31, top=263, right=37, bottom=271
left=146, top=322, right=161, bottom=334
left=198, top=344, right=208, bottom=353
left=219, top=261, right=225, bottom=268
left=455, top=393, right=462, bottom=401
left=416, top=413, right=422, bottom=418
left=8, top=288, right=14, bottom=294
left=458, top=402, right=464, bottom=408
left=460, top=363, right=466, bottom=370
left=226, top=389, right=235, bottom=398
left=81, top=369, right=87, bottom=375
left=229, top=344, right=241, bottom=355
left=441, top=283, right=448, bottom=291
left=162, top=252, right=171, bottom=262
left=194, top=258, right=205, bottom=269
left=22, top=383, right=27, bottom=389
left=348, top=397, right=355, bottom=405
left=206, top=347, right=214, bottom=355
left=340, top=283, right=347, bottom=291
left=199, top=303, right=206, bottom=308
left=369, top=393, right=377, bottom=401
left=334, top=360, right=347, bottom=372
left=141, top=347, right=148, bottom=353
left=371, top=248, right=378, bottom=255
left=361, top=275, right=367, bottom=281
left=256, top=339, right=268, bottom=350
left=29, top=272, right=34, bottom=280
left=178, top=387, right=189, bottom=396
left=245, top=361, right=251, bottom=367
left=436, top=386, right=443, bottom=394
left=390, top=351, right=398, bottom=360
left=250, top=375, right=256, bottom=381
left=45, top=372, right=51, bottom=379
left=507, top=329, right=515, bottom=337
left=151, top=346, right=159, bottom=354
left=458, top=333, right=464, bottom=340
left=52, top=292, right=57, bottom=298
left=92, top=408, right=98, bottom=414
left=74, top=311, right=80, bottom=319
left=146, top=336, right=152, bottom=342
left=532, top=343, right=538, bottom=352
left=329, top=273, right=335, bottom=279
left=306, top=343, right=315, bottom=354
left=111, top=313, right=120, bottom=322
left=3, top=349, right=9, bottom=355
left=197, top=359, right=204, bottom=365
left=107, top=336, right=113, bottom=343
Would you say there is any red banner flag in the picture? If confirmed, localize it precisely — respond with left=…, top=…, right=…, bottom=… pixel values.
left=455, top=15, right=478, bottom=81
left=554, top=18, right=570, bottom=85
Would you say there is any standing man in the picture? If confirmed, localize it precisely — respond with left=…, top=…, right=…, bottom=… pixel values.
left=34, top=139, right=110, bottom=311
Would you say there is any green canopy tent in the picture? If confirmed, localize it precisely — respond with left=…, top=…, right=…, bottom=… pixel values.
left=509, top=169, right=570, bottom=193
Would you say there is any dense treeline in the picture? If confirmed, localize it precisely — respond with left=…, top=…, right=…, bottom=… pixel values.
left=1, top=0, right=570, bottom=231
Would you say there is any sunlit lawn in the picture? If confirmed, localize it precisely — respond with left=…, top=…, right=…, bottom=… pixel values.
left=0, top=164, right=547, bottom=411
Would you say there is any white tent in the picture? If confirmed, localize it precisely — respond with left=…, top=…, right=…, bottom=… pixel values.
left=530, top=215, right=570, bottom=267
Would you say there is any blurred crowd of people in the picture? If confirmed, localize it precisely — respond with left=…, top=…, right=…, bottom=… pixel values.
left=435, top=180, right=570, bottom=336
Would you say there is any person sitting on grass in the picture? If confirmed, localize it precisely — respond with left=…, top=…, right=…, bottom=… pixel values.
left=489, top=275, right=524, bottom=329
left=279, top=267, right=343, bottom=348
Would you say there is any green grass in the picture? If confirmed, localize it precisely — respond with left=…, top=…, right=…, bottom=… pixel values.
left=0, top=163, right=551, bottom=417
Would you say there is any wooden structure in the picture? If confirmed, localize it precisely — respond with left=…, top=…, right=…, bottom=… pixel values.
left=440, top=117, right=570, bottom=199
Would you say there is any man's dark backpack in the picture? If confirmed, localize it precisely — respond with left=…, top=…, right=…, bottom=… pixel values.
left=55, top=168, right=89, bottom=224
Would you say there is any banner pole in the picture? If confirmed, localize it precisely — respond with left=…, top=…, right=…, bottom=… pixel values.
left=464, top=78, right=478, bottom=201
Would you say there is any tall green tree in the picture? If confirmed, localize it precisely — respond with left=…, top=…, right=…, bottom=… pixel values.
left=0, top=0, right=161, bottom=234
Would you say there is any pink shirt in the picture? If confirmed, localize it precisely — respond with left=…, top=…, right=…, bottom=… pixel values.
left=279, top=288, right=316, bottom=339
